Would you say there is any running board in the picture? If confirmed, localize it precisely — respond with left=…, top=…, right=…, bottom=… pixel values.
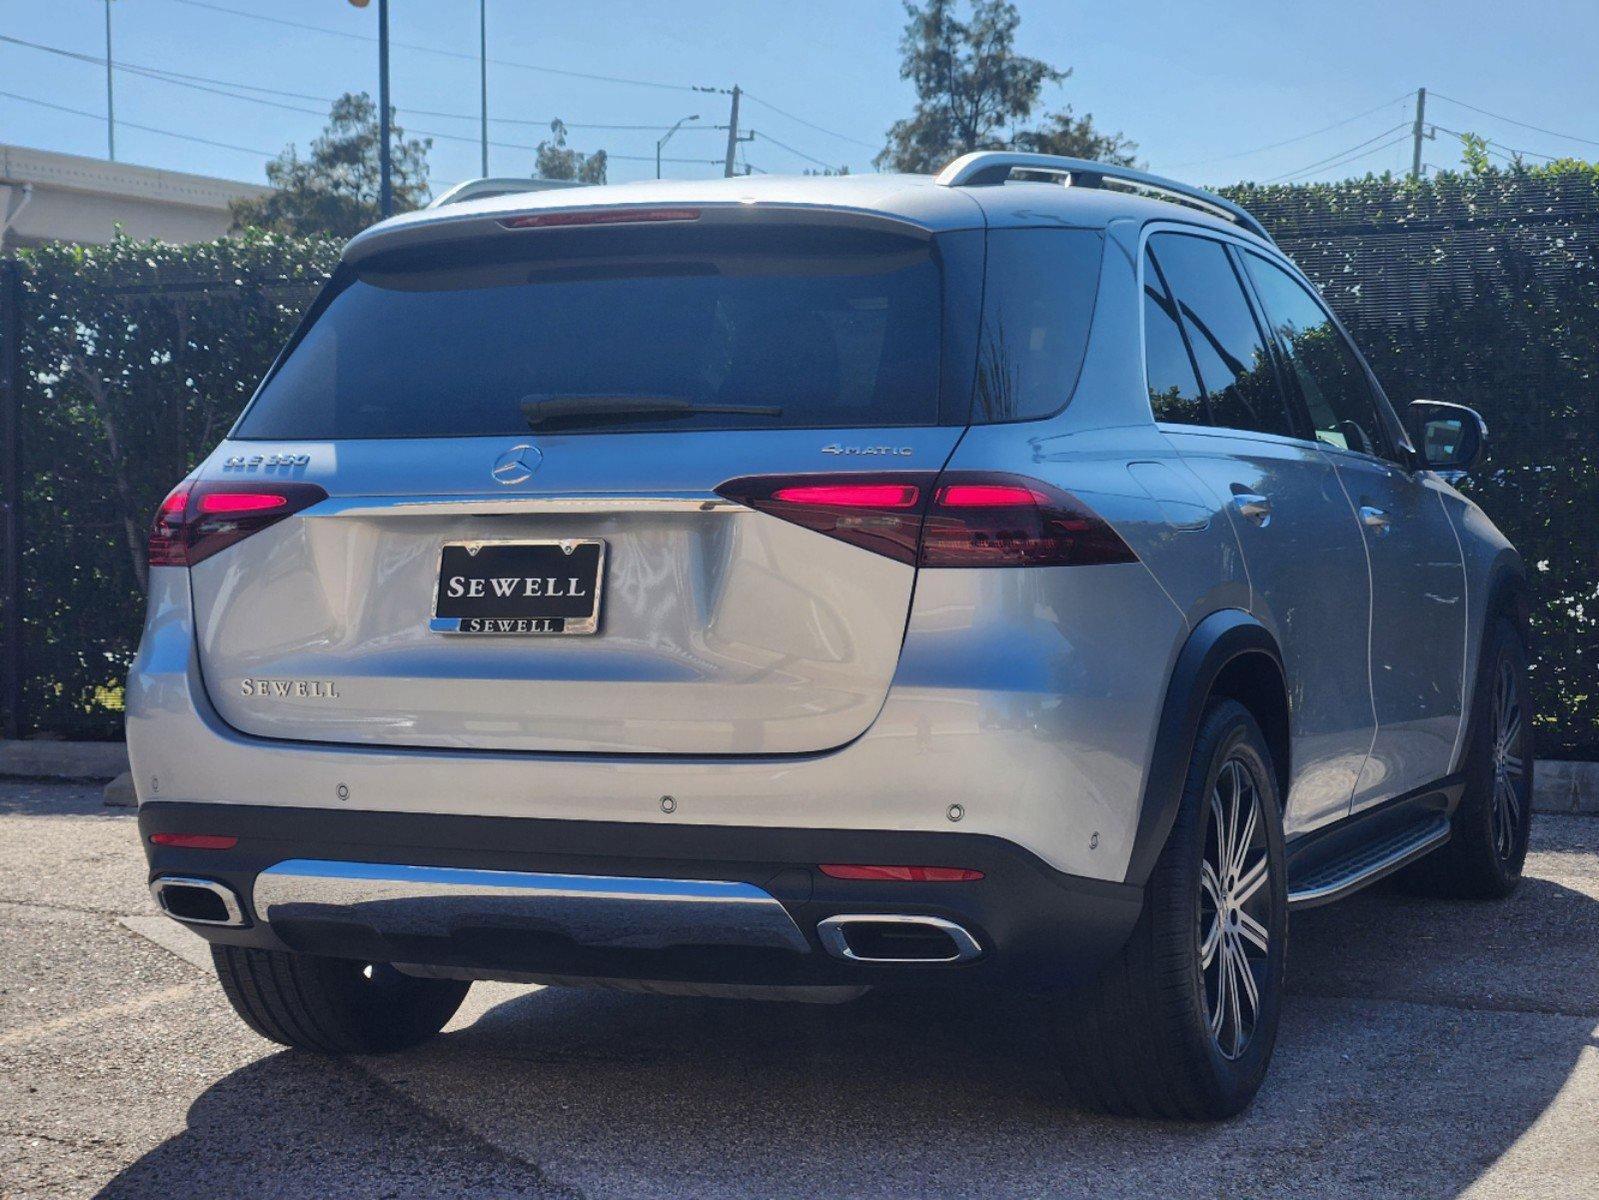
left=1287, top=815, right=1451, bottom=909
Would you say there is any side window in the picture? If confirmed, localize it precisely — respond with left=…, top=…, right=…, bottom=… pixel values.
left=1141, top=247, right=1207, bottom=425
left=972, top=228, right=1105, bottom=423
left=1241, top=252, right=1392, bottom=459
left=1148, top=233, right=1293, bottom=439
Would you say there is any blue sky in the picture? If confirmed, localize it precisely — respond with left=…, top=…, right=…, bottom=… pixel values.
left=2, top=0, right=1597, bottom=192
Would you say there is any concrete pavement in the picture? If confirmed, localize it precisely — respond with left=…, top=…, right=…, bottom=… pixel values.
left=1, top=781, right=1596, bottom=1199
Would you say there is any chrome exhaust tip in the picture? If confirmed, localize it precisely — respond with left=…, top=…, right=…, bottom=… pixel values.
left=816, top=914, right=982, bottom=964
left=151, top=876, right=247, bottom=927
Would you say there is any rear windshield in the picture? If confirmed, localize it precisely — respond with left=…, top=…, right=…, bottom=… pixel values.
left=235, top=223, right=944, bottom=439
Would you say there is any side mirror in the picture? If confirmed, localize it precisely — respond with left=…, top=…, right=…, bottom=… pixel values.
left=1408, top=400, right=1486, bottom=473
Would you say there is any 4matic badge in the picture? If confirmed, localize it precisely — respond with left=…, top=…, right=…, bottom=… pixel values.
left=820, top=443, right=913, bottom=457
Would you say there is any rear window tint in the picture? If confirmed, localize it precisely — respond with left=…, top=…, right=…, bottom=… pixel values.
left=235, top=224, right=943, bottom=439
left=972, top=228, right=1104, bottom=423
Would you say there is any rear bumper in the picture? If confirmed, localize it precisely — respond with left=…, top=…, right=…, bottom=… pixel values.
left=140, top=802, right=1144, bottom=991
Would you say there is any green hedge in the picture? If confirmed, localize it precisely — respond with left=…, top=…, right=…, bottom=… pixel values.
left=12, top=232, right=339, bottom=737
left=7, top=166, right=1599, bottom=756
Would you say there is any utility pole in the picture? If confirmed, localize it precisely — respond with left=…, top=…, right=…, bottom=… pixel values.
left=722, top=85, right=741, bottom=178
left=478, top=0, right=489, bottom=177
left=1411, top=87, right=1427, bottom=179
left=378, top=0, right=392, bottom=216
left=103, top=0, right=115, bottom=161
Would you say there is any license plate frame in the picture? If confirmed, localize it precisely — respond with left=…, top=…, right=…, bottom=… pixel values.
left=430, top=538, right=606, bottom=636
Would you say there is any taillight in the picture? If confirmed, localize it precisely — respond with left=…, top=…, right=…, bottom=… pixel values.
left=716, top=472, right=936, bottom=564
left=147, top=480, right=327, bottom=569
left=921, top=472, right=1138, bottom=568
left=715, top=471, right=1136, bottom=568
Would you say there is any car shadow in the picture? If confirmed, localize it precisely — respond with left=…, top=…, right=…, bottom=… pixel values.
left=95, top=869, right=1599, bottom=1198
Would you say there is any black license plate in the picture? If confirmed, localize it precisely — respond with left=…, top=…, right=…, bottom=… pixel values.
left=431, top=540, right=605, bottom=636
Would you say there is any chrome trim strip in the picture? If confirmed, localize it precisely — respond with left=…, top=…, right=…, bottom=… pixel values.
left=1287, top=819, right=1451, bottom=909
left=253, top=859, right=811, bottom=954
left=310, top=493, right=741, bottom=518
left=151, top=875, right=247, bottom=927
left=815, top=914, right=983, bottom=964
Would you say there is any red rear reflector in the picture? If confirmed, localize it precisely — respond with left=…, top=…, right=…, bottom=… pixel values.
left=819, top=864, right=984, bottom=882
left=149, top=833, right=238, bottom=850
left=197, top=492, right=288, bottom=515
left=771, top=483, right=920, bottom=508
left=501, top=207, right=700, bottom=229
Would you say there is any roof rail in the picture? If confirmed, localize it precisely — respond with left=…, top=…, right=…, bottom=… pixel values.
left=428, top=176, right=591, bottom=209
left=934, top=151, right=1273, bottom=244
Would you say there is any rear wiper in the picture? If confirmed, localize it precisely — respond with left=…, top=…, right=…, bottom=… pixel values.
left=520, top=394, right=783, bottom=429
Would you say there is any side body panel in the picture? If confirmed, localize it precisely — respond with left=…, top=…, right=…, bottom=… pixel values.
left=1331, top=453, right=1468, bottom=809
left=1158, top=427, right=1375, bottom=836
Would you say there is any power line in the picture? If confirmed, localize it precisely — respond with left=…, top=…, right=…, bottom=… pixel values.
left=752, top=129, right=839, bottom=171
left=1272, top=132, right=1412, bottom=183
left=0, top=88, right=274, bottom=157
left=1430, top=124, right=1562, bottom=163
left=0, top=34, right=714, bottom=134
left=1429, top=92, right=1599, bottom=151
left=1262, top=122, right=1410, bottom=182
left=1170, top=91, right=1416, bottom=170
left=166, top=0, right=711, bottom=94
left=739, top=89, right=877, bottom=151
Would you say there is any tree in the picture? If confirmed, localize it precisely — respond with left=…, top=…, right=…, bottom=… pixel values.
left=1014, top=105, right=1139, bottom=166
left=535, top=120, right=608, bottom=184
left=231, top=92, right=432, bottom=237
left=876, top=0, right=1137, bottom=173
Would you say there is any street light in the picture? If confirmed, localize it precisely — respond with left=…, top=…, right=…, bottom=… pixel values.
left=656, top=114, right=699, bottom=180
left=348, top=0, right=391, bottom=218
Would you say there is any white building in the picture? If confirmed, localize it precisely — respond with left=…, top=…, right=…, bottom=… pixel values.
left=0, top=142, right=273, bottom=253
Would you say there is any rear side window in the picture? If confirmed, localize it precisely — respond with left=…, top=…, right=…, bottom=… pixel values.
left=1147, top=233, right=1293, bottom=439
left=1141, top=247, right=1207, bottom=425
left=235, top=224, right=943, bottom=438
left=1241, top=252, right=1393, bottom=459
left=972, top=228, right=1104, bottom=423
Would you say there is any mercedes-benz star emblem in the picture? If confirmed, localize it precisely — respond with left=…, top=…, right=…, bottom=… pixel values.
left=491, top=443, right=542, bottom=485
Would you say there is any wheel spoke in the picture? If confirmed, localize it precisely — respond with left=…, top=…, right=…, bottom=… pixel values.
left=1503, top=753, right=1524, bottom=777
left=1234, top=854, right=1269, bottom=906
left=1236, top=908, right=1270, bottom=955
left=1233, top=935, right=1260, bottom=1020
left=1210, top=947, right=1229, bottom=1039
left=1225, top=945, right=1245, bottom=1057
left=1200, top=915, right=1222, bottom=970
left=1226, top=762, right=1244, bottom=859
left=1231, top=792, right=1259, bottom=879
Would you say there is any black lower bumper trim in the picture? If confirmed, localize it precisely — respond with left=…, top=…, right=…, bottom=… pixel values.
left=139, top=802, right=1143, bottom=990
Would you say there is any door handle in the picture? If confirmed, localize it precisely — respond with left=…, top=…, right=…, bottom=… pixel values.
left=1231, top=492, right=1272, bottom=526
left=1359, top=505, right=1391, bottom=532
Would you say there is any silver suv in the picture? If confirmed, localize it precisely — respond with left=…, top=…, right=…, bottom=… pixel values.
left=132, top=152, right=1531, bottom=1119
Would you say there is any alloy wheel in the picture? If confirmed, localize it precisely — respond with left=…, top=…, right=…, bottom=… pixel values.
left=1199, top=755, right=1273, bottom=1061
left=1490, top=657, right=1528, bottom=862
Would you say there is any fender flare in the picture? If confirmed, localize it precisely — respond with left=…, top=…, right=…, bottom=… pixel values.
left=1123, top=609, right=1285, bottom=888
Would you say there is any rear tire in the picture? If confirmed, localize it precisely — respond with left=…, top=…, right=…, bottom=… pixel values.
left=211, top=945, right=469, bottom=1054
left=1053, top=699, right=1288, bottom=1120
left=1403, top=616, right=1532, bottom=899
